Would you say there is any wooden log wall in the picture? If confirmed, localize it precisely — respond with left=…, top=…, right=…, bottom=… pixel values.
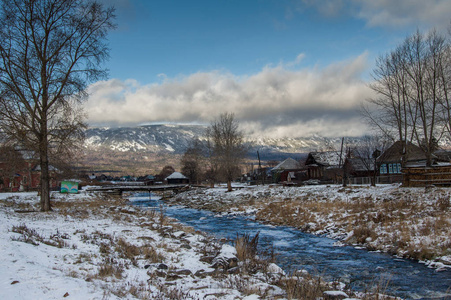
left=402, top=165, right=451, bottom=187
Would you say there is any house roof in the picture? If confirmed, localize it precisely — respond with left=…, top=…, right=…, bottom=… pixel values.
left=165, top=172, right=188, bottom=180
left=307, top=151, right=345, bottom=168
left=378, top=141, right=429, bottom=163
left=272, top=158, right=301, bottom=171
left=32, top=164, right=58, bottom=172
left=433, top=149, right=451, bottom=162
left=347, top=158, right=375, bottom=171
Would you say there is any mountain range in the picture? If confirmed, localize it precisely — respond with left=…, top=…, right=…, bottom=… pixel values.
left=82, top=124, right=451, bottom=175
left=81, top=124, right=359, bottom=175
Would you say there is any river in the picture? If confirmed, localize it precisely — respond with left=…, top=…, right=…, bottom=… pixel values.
left=130, top=193, right=451, bottom=300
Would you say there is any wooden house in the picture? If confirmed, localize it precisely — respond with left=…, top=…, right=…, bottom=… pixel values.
left=270, top=158, right=305, bottom=183
left=377, top=141, right=431, bottom=183
left=305, top=151, right=346, bottom=182
left=0, top=161, right=58, bottom=192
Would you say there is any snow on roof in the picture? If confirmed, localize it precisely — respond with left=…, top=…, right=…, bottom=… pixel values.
left=165, top=172, right=188, bottom=180
left=272, top=158, right=301, bottom=171
left=32, top=164, right=58, bottom=172
left=309, top=151, right=345, bottom=167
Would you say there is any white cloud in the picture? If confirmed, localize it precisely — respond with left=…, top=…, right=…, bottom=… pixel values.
left=295, top=0, right=451, bottom=30
left=356, top=0, right=451, bottom=29
left=86, top=52, right=373, bottom=138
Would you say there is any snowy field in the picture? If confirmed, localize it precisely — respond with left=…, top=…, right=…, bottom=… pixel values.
left=0, top=189, right=382, bottom=300
left=0, top=191, right=266, bottom=299
left=0, top=189, right=414, bottom=300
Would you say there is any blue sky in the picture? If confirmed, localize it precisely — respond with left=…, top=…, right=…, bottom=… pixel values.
left=107, top=1, right=405, bottom=82
left=87, top=0, right=451, bottom=138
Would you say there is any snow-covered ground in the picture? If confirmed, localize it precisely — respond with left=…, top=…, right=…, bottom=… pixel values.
left=170, top=183, right=451, bottom=270
left=0, top=191, right=267, bottom=299
left=0, top=189, right=374, bottom=300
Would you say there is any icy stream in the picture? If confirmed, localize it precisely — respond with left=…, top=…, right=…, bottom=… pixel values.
left=131, top=193, right=451, bottom=299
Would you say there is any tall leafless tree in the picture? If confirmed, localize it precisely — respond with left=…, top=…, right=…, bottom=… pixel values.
left=362, top=29, right=451, bottom=167
left=206, top=113, right=246, bottom=192
left=0, top=0, right=115, bottom=211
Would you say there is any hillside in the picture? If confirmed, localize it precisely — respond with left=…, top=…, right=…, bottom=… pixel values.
left=81, top=124, right=355, bottom=175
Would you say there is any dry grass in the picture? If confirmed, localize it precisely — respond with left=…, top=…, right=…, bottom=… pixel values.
left=97, top=260, right=124, bottom=279
left=11, top=224, right=71, bottom=248
left=222, top=275, right=268, bottom=297
left=254, top=186, right=451, bottom=262
left=276, top=274, right=326, bottom=300
left=235, top=232, right=259, bottom=261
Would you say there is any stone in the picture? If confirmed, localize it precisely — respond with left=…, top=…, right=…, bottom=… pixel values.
left=180, top=243, right=192, bottom=250
left=174, top=269, right=192, bottom=276
left=324, top=291, right=349, bottom=300
left=154, top=270, right=167, bottom=277
left=165, top=273, right=182, bottom=281
left=194, top=269, right=216, bottom=278
left=157, top=263, right=168, bottom=270
left=227, top=267, right=240, bottom=274
left=211, top=255, right=239, bottom=270
left=200, top=255, right=215, bottom=264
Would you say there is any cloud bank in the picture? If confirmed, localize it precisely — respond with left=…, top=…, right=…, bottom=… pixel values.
left=86, top=52, right=373, bottom=138
left=299, top=0, right=451, bottom=30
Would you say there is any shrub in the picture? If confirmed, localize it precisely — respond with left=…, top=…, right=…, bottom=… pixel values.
left=235, top=232, right=259, bottom=261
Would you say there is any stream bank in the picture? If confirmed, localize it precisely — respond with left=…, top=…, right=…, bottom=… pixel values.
left=157, top=184, right=451, bottom=299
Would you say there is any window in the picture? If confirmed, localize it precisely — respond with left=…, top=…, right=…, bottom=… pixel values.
left=380, top=164, right=387, bottom=174
left=397, top=163, right=402, bottom=173
left=388, top=164, right=393, bottom=174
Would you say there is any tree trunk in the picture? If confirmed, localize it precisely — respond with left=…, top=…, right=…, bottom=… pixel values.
left=372, top=159, right=377, bottom=187
left=9, top=176, right=14, bottom=192
left=39, top=130, right=51, bottom=212
left=227, top=180, right=232, bottom=192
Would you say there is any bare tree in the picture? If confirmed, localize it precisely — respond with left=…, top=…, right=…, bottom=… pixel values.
left=362, top=29, right=451, bottom=167
left=158, top=165, right=175, bottom=182
left=436, top=27, right=451, bottom=140
left=0, top=0, right=115, bottom=211
left=181, top=139, right=205, bottom=185
left=206, top=113, right=246, bottom=192
left=352, top=135, right=391, bottom=186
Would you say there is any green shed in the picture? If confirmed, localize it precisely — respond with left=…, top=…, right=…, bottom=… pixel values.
left=60, top=181, right=79, bottom=193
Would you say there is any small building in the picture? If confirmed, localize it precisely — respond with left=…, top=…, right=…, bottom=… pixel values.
left=138, top=175, right=155, bottom=185
left=377, top=141, right=431, bottom=183
left=60, top=180, right=79, bottom=193
left=0, top=160, right=58, bottom=192
left=305, top=151, right=346, bottom=183
left=165, top=172, right=189, bottom=184
left=271, top=158, right=305, bottom=183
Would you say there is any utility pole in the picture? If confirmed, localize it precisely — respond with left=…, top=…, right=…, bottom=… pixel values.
left=257, top=150, right=265, bottom=185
